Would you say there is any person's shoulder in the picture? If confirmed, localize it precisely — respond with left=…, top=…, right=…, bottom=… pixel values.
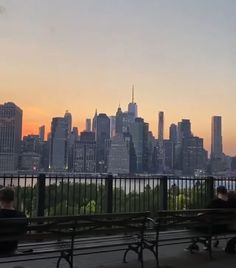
left=207, top=198, right=227, bottom=208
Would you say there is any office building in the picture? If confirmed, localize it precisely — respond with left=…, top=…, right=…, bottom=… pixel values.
left=157, top=111, right=165, bottom=172
left=74, top=132, right=96, bottom=173
left=110, top=116, right=116, bottom=137
left=86, top=119, right=92, bottom=132
left=108, top=134, right=130, bottom=174
left=182, top=136, right=207, bottom=175
left=169, top=124, right=177, bottom=144
left=49, top=117, right=68, bottom=171
left=129, top=118, right=149, bottom=174
left=0, top=102, right=22, bottom=172
left=64, top=110, right=72, bottom=135
left=96, top=113, right=110, bottom=172
left=39, top=125, right=45, bottom=142
left=211, top=116, right=223, bottom=159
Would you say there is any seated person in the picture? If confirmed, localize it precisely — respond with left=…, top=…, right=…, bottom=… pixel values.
left=0, top=187, right=27, bottom=255
left=207, top=186, right=228, bottom=209
left=227, top=191, right=236, bottom=208
left=185, top=186, right=229, bottom=252
left=225, top=191, right=236, bottom=254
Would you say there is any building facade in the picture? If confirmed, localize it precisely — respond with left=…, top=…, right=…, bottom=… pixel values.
left=0, top=102, right=22, bottom=172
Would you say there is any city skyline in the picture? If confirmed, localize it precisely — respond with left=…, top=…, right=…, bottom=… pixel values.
left=1, top=100, right=236, bottom=157
left=1, top=99, right=235, bottom=157
left=1, top=1, right=236, bottom=155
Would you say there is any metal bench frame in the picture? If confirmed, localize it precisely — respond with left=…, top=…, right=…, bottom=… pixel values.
left=0, top=212, right=149, bottom=268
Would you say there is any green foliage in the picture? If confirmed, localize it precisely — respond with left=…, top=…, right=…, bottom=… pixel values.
left=11, top=180, right=210, bottom=216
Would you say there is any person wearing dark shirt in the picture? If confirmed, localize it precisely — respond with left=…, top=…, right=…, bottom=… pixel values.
left=0, top=187, right=27, bottom=255
left=227, top=191, right=236, bottom=208
left=225, top=191, right=236, bottom=254
left=207, top=186, right=228, bottom=209
left=185, top=186, right=229, bottom=252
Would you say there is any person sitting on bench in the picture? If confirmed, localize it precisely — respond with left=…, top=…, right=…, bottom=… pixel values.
left=185, top=186, right=229, bottom=252
left=0, top=187, right=27, bottom=255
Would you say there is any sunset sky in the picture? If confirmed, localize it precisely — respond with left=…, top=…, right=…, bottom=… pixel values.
left=0, top=0, right=236, bottom=155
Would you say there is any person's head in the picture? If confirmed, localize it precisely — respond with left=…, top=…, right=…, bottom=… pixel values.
left=228, top=191, right=236, bottom=200
left=0, top=187, right=15, bottom=209
left=216, top=186, right=228, bottom=201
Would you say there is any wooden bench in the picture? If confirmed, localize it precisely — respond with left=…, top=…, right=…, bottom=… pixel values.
left=0, top=212, right=150, bottom=268
left=143, top=209, right=236, bottom=268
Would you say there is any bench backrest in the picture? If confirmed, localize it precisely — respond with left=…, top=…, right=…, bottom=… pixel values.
left=0, top=212, right=150, bottom=242
left=154, top=209, right=236, bottom=230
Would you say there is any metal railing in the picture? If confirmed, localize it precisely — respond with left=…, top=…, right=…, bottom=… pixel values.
left=0, top=174, right=235, bottom=216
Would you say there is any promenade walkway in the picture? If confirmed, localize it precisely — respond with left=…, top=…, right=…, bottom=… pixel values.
left=2, top=241, right=236, bottom=268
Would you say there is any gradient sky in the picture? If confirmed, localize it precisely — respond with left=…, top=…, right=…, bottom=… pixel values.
left=0, top=0, right=236, bottom=155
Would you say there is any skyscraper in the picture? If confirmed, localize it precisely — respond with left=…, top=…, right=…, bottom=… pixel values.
left=169, top=124, right=177, bottom=144
left=157, top=111, right=165, bottom=172
left=39, top=125, right=45, bottom=142
left=129, top=117, right=148, bottom=173
left=0, top=102, right=22, bottom=172
left=108, top=134, right=130, bottom=174
left=158, top=112, right=164, bottom=141
left=92, top=109, right=97, bottom=133
left=110, top=116, right=116, bottom=137
left=96, top=113, right=110, bottom=172
left=128, top=85, right=138, bottom=119
left=74, top=131, right=96, bottom=173
left=182, top=136, right=207, bottom=175
left=115, top=106, right=123, bottom=135
left=49, top=117, right=68, bottom=171
left=86, top=118, right=92, bottom=132
left=64, top=110, right=72, bottom=135
left=211, top=116, right=223, bottom=159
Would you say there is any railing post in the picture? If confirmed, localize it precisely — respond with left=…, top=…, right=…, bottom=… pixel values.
left=206, top=176, right=214, bottom=204
left=106, top=174, right=113, bottom=213
left=37, top=173, right=46, bottom=217
left=160, top=176, right=168, bottom=210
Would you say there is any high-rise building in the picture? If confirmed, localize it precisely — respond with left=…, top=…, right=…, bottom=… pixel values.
left=180, top=119, right=192, bottom=139
left=64, top=110, right=72, bottom=135
left=129, top=117, right=148, bottom=173
left=157, top=111, right=165, bottom=172
left=164, top=139, right=175, bottom=172
left=74, top=132, right=96, bottom=173
left=39, top=125, right=45, bottom=142
left=158, top=112, right=164, bottom=141
left=96, top=113, right=110, bottom=172
left=108, top=134, right=130, bottom=174
left=49, top=117, right=68, bottom=171
left=182, top=136, right=207, bottom=175
left=22, top=135, right=40, bottom=153
left=0, top=102, right=22, bottom=172
left=211, top=116, right=223, bottom=159
left=92, top=109, right=97, bottom=133
left=115, top=106, right=123, bottom=135
left=169, top=124, right=177, bottom=144
left=86, top=119, right=92, bottom=132
left=110, top=116, right=116, bottom=137
left=67, top=127, right=79, bottom=171
left=128, top=86, right=138, bottom=119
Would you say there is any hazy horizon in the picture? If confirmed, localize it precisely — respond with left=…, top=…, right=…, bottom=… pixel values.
left=1, top=0, right=235, bottom=155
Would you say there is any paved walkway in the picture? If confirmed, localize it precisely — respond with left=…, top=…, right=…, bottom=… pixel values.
left=1, top=241, right=236, bottom=268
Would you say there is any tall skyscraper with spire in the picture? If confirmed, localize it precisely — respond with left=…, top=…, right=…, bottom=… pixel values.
left=128, top=85, right=138, bottom=119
